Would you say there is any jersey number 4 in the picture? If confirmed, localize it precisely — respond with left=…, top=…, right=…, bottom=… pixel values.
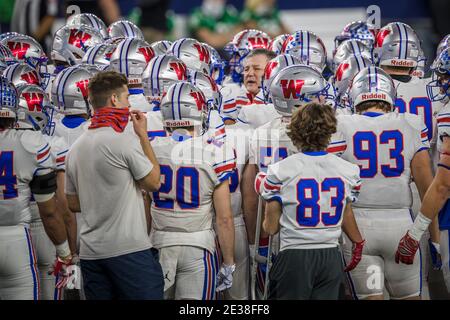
left=353, top=130, right=404, bottom=178
left=153, top=165, right=200, bottom=209
left=0, top=151, right=18, bottom=200
left=296, top=178, right=345, bottom=227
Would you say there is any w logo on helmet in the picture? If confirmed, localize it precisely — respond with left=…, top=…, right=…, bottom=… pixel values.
left=375, top=29, right=391, bottom=48
left=190, top=90, right=206, bottom=111
left=169, top=62, right=187, bottom=80
left=7, top=42, right=30, bottom=60
left=138, top=46, right=155, bottom=64
left=248, top=37, right=269, bottom=49
left=22, top=92, right=44, bottom=112
left=280, top=79, right=305, bottom=99
left=21, top=71, right=39, bottom=85
left=69, top=29, right=92, bottom=50
left=264, top=61, right=278, bottom=80
left=193, top=44, right=210, bottom=63
left=335, top=63, right=350, bottom=81
left=75, top=79, right=89, bottom=98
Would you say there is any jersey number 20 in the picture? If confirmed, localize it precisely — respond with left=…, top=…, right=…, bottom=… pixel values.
left=153, top=165, right=200, bottom=209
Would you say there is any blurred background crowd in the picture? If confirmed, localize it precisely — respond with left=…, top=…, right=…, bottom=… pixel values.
left=0, top=0, right=449, bottom=72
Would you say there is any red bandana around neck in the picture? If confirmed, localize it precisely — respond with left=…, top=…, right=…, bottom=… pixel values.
left=89, top=107, right=130, bottom=133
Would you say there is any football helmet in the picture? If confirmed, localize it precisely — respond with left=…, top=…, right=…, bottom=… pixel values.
left=427, top=47, right=450, bottom=102
left=349, top=66, right=396, bottom=108
left=0, top=43, right=17, bottom=75
left=270, top=65, right=332, bottom=116
left=81, top=43, right=117, bottom=66
left=168, top=38, right=211, bottom=75
left=150, top=40, right=172, bottom=56
left=1, top=34, right=50, bottom=88
left=108, top=20, right=144, bottom=40
left=0, top=76, right=18, bottom=118
left=51, top=24, right=104, bottom=66
left=109, top=38, right=154, bottom=85
left=3, top=62, right=42, bottom=87
left=269, top=34, right=290, bottom=55
left=189, top=70, right=222, bottom=110
left=142, top=54, right=188, bottom=97
left=16, top=83, right=54, bottom=134
left=375, top=22, right=421, bottom=70
left=436, top=34, right=450, bottom=57
left=332, top=39, right=373, bottom=72
left=66, top=13, right=109, bottom=39
left=411, top=47, right=426, bottom=78
left=281, top=30, right=327, bottom=71
left=51, top=65, right=92, bottom=116
left=262, top=54, right=301, bottom=103
left=160, top=82, right=208, bottom=130
left=335, top=21, right=375, bottom=49
left=202, top=43, right=226, bottom=85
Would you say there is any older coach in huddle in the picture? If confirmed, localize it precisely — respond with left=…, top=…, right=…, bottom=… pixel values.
left=64, top=71, right=163, bottom=300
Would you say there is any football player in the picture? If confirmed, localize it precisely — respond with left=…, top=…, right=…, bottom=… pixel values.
left=0, top=77, right=73, bottom=300
left=149, top=82, right=236, bottom=300
left=328, top=66, right=433, bottom=300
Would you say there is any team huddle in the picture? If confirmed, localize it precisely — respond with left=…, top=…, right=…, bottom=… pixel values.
left=0, top=13, right=450, bottom=300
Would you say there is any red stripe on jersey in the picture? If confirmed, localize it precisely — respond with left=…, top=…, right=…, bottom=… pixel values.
left=438, top=117, right=450, bottom=123
left=215, top=128, right=226, bottom=136
left=223, top=103, right=236, bottom=110
left=354, top=185, right=361, bottom=190
left=235, top=99, right=249, bottom=105
left=264, top=180, right=280, bottom=191
left=327, top=145, right=347, bottom=153
left=421, top=132, right=428, bottom=138
left=214, top=163, right=235, bottom=174
left=56, top=156, right=66, bottom=164
left=37, top=148, right=50, bottom=160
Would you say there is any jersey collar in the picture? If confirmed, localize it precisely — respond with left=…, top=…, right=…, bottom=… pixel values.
left=303, top=151, right=328, bottom=156
left=62, top=115, right=87, bottom=128
left=362, top=111, right=384, bottom=117
left=129, top=88, right=144, bottom=95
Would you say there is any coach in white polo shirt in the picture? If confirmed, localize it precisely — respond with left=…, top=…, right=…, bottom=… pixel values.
left=65, top=71, right=163, bottom=300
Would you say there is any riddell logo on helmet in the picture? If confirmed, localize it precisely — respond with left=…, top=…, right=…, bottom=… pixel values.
left=165, top=120, right=192, bottom=127
left=390, top=60, right=414, bottom=67
left=361, top=93, right=387, bottom=101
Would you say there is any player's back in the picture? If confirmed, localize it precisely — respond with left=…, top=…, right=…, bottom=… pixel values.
left=225, top=124, right=251, bottom=217
left=53, top=116, right=89, bottom=147
left=0, top=129, right=52, bottom=226
left=261, top=152, right=360, bottom=250
left=330, top=112, right=429, bottom=209
left=394, top=77, right=444, bottom=144
left=236, top=103, right=279, bottom=129
left=250, top=117, right=298, bottom=172
left=150, top=134, right=235, bottom=252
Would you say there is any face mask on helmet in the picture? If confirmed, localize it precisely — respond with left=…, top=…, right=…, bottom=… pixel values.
left=16, top=83, right=55, bottom=134
left=427, top=48, right=450, bottom=102
left=0, top=76, right=19, bottom=119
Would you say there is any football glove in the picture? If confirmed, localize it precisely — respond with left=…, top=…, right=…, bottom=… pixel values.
left=344, top=239, right=365, bottom=272
left=49, top=254, right=81, bottom=290
left=395, top=231, right=419, bottom=265
left=216, top=264, right=236, bottom=292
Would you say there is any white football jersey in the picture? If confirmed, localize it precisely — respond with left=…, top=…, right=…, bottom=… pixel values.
left=393, top=77, right=444, bottom=145
left=235, top=89, right=265, bottom=111
left=328, top=112, right=430, bottom=209
left=149, top=134, right=236, bottom=253
left=220, top=81, right=242, bottom=105
left=53, top=116, right=89, bottom=147
left=0, top=130, right=55, bottom=226
left=145, top=109, right=167, bottom=140
left=225, top=124, right=252, bottom=217
left=249, top=117, right=298, bottom=172
left=236, top=103, right=279, bottom=129
left=260, top=151, right=361, bottom=250
left=437, top=102, right=450, bottom=154
left=129, top=92, right=153, bottom=113
left=30, top=134, right=69, bottom=222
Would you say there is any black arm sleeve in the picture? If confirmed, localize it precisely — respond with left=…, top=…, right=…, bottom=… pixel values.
left=30, top=171, right=57, bottom=195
